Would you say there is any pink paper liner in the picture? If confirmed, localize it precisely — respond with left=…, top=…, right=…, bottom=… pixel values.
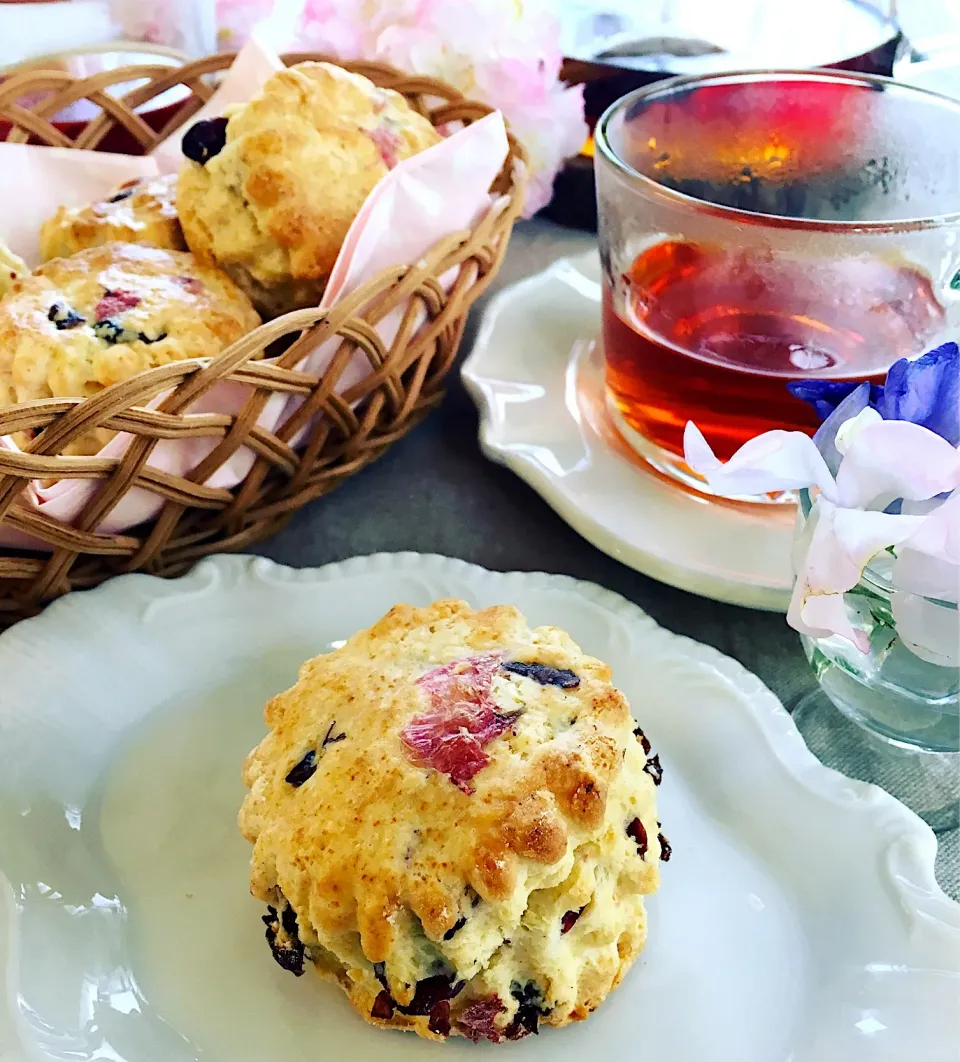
left=0, top=37, right=510, bottom=548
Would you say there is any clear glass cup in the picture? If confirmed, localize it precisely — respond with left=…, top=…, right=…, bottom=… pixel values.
left=594, top=69, right=960, bottom=498
left=790, top=491, right=960, bottom=830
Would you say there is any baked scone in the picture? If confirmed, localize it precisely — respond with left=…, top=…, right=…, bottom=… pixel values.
left=39, top=173, right=186, bottom=262
left=0, top=238, right=29, bottom=300
left=0, top=242, right=28, bottom=303
left=0, top=241, right=260, bottom=455
left=177, top=61, right=442, bottom=317
left=239, top=600, right=667, bottom=1043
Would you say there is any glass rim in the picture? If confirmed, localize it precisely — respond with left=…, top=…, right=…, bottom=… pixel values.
left=594, top=67, right=960, bottom=234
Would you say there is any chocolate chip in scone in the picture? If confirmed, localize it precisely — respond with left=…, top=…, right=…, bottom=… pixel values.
left=371, top=990, right=395, bottom=1020
left=47, top=303, right=85, bottom=330
left=632, top=724, right=652, bottom=756
left=658, top=832, right=672, bottom=862
left=428, top=1000, right=452, bottom=1037
left=106, top=187, right=136, bottom=203
left=560, top=906, right=585, bottom=934
left=502, top=661, right=580, bottom=689
left=182, top=116, right=229, bottom=165
left=457, top=997, right=506, bottom=1044
left=443, top=916, right=467, bottom=941
left=285, top=749, right=317, bottom=787
left=626, top=816, right=648, bottom=857
left=137, top=330, right=167, bottom=344
left=373, top=961, right=389, bottom=991
left=261, top=903, right=305, bottom=976
left=643, top=753, right=663, bottom=786
left=505, top=980, right=547, bottom=1039
left=395, top=974, right=465, bottom=1017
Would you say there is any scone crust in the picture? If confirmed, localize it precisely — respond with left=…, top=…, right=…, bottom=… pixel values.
left=0, top=241, right=260, bottom=455
left=239, top=600, right=663, bottom=1042
left=39, top=174, right=186, bottom=261
left=177, top=61, right=442, bottom=317
left=0, top=239, right=28, bottom=300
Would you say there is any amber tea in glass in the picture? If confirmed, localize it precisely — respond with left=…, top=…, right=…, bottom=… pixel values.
left=595, top=71, right=960, bottom=494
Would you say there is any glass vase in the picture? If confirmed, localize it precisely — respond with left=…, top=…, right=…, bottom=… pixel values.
left=791, top=491, right=960, bottom=830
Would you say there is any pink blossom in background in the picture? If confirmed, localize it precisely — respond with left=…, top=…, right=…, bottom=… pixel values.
left=215, top=0, right=587, bottom=216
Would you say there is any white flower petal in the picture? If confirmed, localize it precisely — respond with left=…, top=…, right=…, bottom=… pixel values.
left=836, top=421, right=960, bottom=510
left=834, top=406, right=882, bottom=455
left=894, top=492, right=960, bottom=604
left=893, top=548, right=960, bottom=603
left=891, top=591, right=960, bottom=667
left=788, top=497, right=927, bottom=650
left=802, top=593, right=870, bottom=653
left=902, top=490, right=960, bottom=565
left=683, top=422, right=836, bottom=499
left=828, top=506, right=927, bottom=585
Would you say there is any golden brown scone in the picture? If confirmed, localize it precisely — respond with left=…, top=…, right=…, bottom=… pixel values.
left=39, top=174, right=186, bottom=262
left=177, top=61, right=442, bottom=317
left=0, top=238, right=28, bottom=300
left=0, top=241, right=260, bottom=456
left=239, top=600, right=667, bottom=1043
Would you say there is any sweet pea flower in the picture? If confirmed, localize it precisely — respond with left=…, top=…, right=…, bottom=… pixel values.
left=684, top=341, right=960, bottom=663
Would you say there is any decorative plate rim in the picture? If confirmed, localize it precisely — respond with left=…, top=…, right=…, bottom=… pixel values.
left=3, top=549, right=956, bottom=946
left=1, top=553, right=958, bottom=1062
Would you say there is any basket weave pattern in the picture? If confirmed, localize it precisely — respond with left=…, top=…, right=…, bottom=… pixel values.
left=0, top=53, right=526, bottom=625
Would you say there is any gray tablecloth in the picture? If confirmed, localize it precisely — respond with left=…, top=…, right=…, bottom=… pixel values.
left=253, top=218, right=959, bottom=901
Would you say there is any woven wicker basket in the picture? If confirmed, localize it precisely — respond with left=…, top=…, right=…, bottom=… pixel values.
left=0, top=52, right=526, bottom=626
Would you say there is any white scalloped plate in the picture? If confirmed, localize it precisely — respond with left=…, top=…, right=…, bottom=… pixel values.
left=462, top=250, right=795, bottom=611
left=0, top=554, right=957, bottom=1062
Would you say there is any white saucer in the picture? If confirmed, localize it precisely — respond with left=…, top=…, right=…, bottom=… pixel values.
left=463, top=250, right=795, bottom=611
left=0, top=554, right=957, bottom=1062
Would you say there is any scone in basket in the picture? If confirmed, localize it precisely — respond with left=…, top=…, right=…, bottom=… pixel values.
left=0, top=51, right=526, bottom=626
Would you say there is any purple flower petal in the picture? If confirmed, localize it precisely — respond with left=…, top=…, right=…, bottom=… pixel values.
left=786, top=379, right=866, bottom=421
left=876, top=342, right=959, bottom=445
left=811, top=382, right=872, bottom=476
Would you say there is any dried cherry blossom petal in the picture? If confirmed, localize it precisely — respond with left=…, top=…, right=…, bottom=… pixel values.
left=367, top=124, right=402, bottom=168
left=94, top=289, right=141, bottom=321
left=683, top=422, right=836, bottom=500
left=457, top=997, right=506, bottom=1043
left=402, top=652, right=517, bottom=791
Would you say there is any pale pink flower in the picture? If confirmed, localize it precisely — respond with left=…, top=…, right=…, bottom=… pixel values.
left=216, top=0, right=586, bottom=217
left=685, top=419, right=959, bottom=661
